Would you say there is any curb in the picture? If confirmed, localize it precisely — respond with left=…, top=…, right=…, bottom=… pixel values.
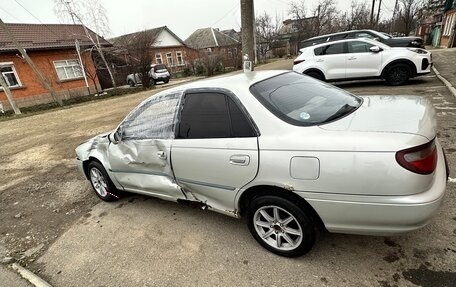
left=433, top=66, right=456, bottom=97
left=11, top=263, right=53, bottom=287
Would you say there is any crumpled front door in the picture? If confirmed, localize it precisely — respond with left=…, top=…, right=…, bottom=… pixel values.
left=108, top=138, right=185, bottom=200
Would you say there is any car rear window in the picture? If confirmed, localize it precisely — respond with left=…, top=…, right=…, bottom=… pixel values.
left=249, top=72, right=362, bottom=126
left=154, top=64, right=167, bottom=72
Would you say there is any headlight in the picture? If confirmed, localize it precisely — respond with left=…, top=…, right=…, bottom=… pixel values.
left=407, top=48, right=427, bottom=54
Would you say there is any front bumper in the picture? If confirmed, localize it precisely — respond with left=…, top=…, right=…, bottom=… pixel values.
left=76, top=158, right=86, bottom=178
left=300, top=144, right=447, bottom=236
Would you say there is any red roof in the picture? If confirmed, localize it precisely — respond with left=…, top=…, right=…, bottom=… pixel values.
left=0, top=23, right=111, bottom=52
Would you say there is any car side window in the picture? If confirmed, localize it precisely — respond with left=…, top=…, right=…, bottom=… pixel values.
left=177, top=92, right=256, bottom=139
left=227, top=97, right=256, bottom=137
left=314, top=43, right=345, bottom=56
left=120, top=93, right=181, bottom=140
left=348, top=41, right=374, bottom=53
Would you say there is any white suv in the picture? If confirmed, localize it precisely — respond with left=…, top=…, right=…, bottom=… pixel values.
left=292, top=38, right=432, bottom=85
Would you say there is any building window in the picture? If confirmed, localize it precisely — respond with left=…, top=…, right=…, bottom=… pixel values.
left=166, top=52, right=173, bottom=66
left=54, top=59, right=83, bottom=81
left=0, top=63, right=21, bottom=88
left=176, top=51, right=184, bottom=66
left=155, top=53, right=163, bottom=64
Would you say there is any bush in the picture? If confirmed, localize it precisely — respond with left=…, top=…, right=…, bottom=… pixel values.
left=273, top=48, right=287, bottom=58
left=195, top=64, right=206, bottom=76
left=183, top=65, right=193, bottom=77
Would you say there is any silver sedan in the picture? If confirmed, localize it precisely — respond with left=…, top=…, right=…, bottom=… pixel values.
left=76, top=71, right=447, bottom=257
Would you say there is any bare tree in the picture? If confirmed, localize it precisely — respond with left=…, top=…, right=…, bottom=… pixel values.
left=80, top=47, right=100, bottom=94
left=124, top=30, right=157, bottom=89
left=397, top=0, right=425, bottom=34
left=54, top=0, right=117, bottom=88
left=199, top=51, right=223, bottom=77
left=312, top=0, right=338, bottom=35
left=346, top=1, right=371, bottom=30
left=255, top=12, right=280, bottom=62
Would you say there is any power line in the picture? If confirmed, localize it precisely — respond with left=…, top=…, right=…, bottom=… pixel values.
left=13, top=0, right=45, bottom=24
left=211, top=3, right=239, bottom=27
left=0, top=6, right=22, bottom=22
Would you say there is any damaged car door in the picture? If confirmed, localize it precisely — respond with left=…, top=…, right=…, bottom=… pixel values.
left=107, top=92, right=185, bottom=200
left=171, top=90, right=259, bottom=214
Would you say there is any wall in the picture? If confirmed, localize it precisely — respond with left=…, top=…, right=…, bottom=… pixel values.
left=441, top=9, right=456, bottom=48
left=0, top=49, right=100, bottom=110
left=151, top=46, right=196, bottom=73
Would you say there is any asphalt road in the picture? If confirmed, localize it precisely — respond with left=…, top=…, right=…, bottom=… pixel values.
left=34, top=60, right=456, bottom=287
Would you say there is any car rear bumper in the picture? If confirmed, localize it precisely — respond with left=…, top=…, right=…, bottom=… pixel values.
left=299, top=144, right=447, bottom=236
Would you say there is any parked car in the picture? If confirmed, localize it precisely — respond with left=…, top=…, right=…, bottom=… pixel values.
left=293, top=38, right=432, bottom=85
left=126, top=64, right=170, bottom=87
left=300, top=29, right=424, bottom=49
left=76, top=71, right=447, bottom=257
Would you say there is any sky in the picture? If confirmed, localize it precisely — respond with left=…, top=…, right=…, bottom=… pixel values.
left=0, top=0, right=397, bottom=40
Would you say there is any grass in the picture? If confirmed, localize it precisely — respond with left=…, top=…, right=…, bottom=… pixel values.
left=0, top=86, right=150, bottom=121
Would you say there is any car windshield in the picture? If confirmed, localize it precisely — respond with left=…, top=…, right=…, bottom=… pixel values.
left=380, top=32, right=393, bottom=38
left=249, top=72, right=362, bottom=126
left=371, top=30, right=390, bottom=39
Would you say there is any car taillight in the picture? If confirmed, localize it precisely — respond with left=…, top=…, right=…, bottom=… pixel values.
left=293, top=59, right=305, bottom=65
left=396, top=140, right=437, bottom=175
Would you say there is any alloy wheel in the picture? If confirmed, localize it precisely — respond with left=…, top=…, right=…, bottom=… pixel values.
left=253, top=205, right=303, bottom=251
left=90, top=167, right=108, bottom=197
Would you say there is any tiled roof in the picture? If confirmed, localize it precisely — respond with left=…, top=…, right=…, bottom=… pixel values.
left=0, top=23, right=111, bottom=52
left=221, top=29, right=241, bottom=42
left=184, top=28, right=239, bottom=49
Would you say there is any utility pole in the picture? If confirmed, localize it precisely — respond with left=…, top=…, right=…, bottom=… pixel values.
left=0, top=69, right=21, bottom=115
left=370, top=0, right=376, bottom=27
left=0, top=18, right=63, bottom=106
left=376, top=0, right=382, bottom=28
left=240, top=0, right=255, bottom=71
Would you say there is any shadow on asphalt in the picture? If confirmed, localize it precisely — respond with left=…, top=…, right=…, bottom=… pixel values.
left=333, top=79, right=429, bottom=89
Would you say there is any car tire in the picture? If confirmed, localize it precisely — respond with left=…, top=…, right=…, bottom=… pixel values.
left=87, top=161, right=121, bottom=202
left=305, top=71, right=324, bottom=81
left=246, top=195, right=317, bottom=257
left=128, top=80, right=135, bottom=87
left=164, top=79, right=169, bottom=84
left=384, top=64, right=411, bottom=86
left=149, top=78, right=156, bottom=86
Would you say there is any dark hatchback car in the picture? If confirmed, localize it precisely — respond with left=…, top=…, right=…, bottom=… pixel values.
left=300, top=29, right=424, bottom=49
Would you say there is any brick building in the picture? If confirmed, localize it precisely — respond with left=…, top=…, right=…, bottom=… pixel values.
left=184, top=27, right=241, bottom=68
left=0, top=23, right=110, bottom=110
left=110, top=26, right=194, bottom=74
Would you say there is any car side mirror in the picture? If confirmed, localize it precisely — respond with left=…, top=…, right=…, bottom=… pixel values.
left=370, top=46, right=382, bottom=53
left=108, top=129, right=121, bottom=144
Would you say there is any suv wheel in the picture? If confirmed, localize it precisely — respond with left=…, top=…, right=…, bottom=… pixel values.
left=246, top=195, right=316, bottom=257
left=385, top=64, right=410, bottom=86
left=305, top=71, right=324, bottom=81
left=128, top=80, right=135, bottom=87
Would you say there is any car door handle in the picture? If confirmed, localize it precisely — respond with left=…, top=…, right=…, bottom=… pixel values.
left=348, top=57, right=357, bottom=60
left=230, top=155, right=250, bottom=166
left=157, top=151, right=167, bottom=160
left=316, top=59, right=324, bottom=62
